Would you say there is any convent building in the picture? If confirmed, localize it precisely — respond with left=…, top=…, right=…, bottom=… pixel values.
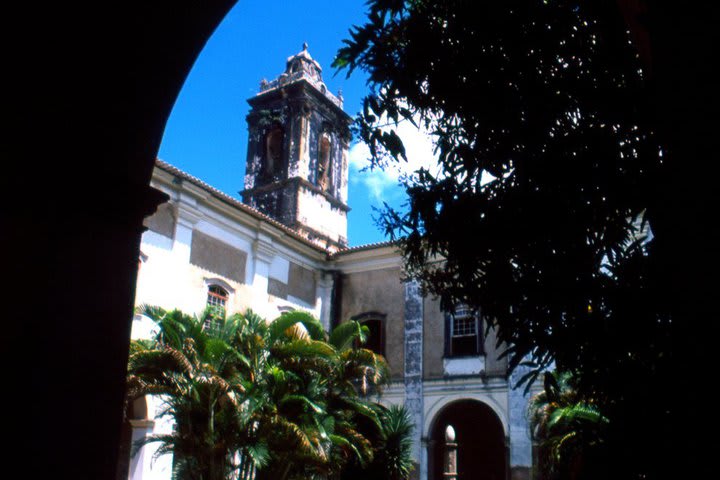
left=123, top=45, right=537, bottom=480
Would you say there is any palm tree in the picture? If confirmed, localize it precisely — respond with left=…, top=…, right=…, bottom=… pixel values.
left=528, top=371, right=609, bottom=480
left=126, top=307, right=391, bottom=480
left=254, top=312, right=389, bottom=480
left=126, top=306, right=255, bottom=480
left=342, top=403, right=414, bottom=480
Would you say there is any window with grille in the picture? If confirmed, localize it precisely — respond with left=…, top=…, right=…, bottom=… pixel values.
left=445, top=305, right=483, bottom=357
left=205, top=285, right=228, bottom=330
left=453, top=314, right=477, bottom=337
left=207, top=285, right=228, bottom=308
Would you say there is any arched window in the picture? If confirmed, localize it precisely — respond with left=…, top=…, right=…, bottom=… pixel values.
left=317, top=133, right=332, bottom=191
left=207, top=284, right=228, bottom=309
left=264, top=126, right=284, bottom=177
left=352, top=312, right=386, bottom=356
left=445, top=304, right=483, bottom=357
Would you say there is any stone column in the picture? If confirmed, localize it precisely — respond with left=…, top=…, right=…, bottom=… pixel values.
left=316, top=271, right=334, bottom=331
left=444, top=425, right=458, bottom=480
left=404, top=280, right=424, bottom=468
left=509, top=362, right=534, bottom=480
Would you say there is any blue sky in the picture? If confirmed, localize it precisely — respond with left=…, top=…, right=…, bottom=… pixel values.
left=158, top=0, right=437, bottom=246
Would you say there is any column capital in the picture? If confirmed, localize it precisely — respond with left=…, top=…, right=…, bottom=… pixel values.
left=128, top=419, right=155, bottom=428
left=176, top=202, right=203, bottom=228
left=253, top=238, right=277, bottom=264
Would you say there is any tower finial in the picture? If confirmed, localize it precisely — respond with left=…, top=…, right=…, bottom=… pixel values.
left=302, top=42, right=308, bottom=51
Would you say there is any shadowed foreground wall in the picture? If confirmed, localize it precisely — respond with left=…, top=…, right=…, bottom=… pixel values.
left=5, top=2, right=237, bottom=478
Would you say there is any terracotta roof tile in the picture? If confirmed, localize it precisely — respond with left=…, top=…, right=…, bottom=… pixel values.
left=154, top=158, right=398, bottom=259
left=155, top=159, right=329, bottom=253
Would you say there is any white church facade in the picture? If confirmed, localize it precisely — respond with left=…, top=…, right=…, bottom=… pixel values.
left=123, top=46, right=537, bottom=480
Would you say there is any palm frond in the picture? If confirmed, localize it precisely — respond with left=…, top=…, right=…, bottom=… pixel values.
left=329, top=320, right=367, bottom=350
left=279, top=394, right=326, bottom=414
left=273, top=339, right=336, bottom=359
left=128, top=348, right=193, bottom=376
left=268, top=311, right=326, bottom=344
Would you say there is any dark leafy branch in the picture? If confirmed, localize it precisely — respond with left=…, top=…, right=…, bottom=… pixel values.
left=335, top=2, right=671, bottom=478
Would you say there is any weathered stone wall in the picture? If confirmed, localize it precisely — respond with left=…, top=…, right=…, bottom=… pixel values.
left=404, top=280, right=424, bottom=468
left=189, top=230, right=247, bottom=284
left=242, top=81, right=349, bottom=249
left=305, top=106, right=346, bottom=200
left=509, top=362, right=534, bottom=480
left=339, top=267, right=405, bottom=379
left=245, top=182, right=298, bottom=227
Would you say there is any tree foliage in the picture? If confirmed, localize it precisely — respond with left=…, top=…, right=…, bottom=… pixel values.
left=125, top=306, right=408, bottom=480
left=335, top=1, right=671, bottom=477
left=529, top=371, right=609, bottom=480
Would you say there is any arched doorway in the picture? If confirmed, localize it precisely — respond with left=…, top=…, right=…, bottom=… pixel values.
left=428, top=399, right=507, bottom=480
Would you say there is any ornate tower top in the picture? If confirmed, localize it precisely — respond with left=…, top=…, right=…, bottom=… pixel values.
left=258, top=43, right=343, bottom=109
left=242, top=46, right=351, bottom=251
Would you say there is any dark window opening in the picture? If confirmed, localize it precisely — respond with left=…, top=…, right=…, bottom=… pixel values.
left=264, top=126, right=284, bottom=178
left=317, top=133, right=332, bottom=191
left=362, top=318, right=384, bottom=356
left=351, top=312, right=386, bottom=357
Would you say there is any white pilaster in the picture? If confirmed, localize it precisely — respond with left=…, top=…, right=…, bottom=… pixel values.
left=420, top=437, right=429, bottom=480
left=251, top=235, right=276, bottom=317
left=128, top=420, right=156, bottom=480
left=172, top=199, right=201, bottom=258
left=130, top=395, right=174, bottom=480
left=316, top=271, right=333, bottom=330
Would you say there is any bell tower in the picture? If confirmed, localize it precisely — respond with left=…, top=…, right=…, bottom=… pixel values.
left=242, top=44, right=351, bottom=251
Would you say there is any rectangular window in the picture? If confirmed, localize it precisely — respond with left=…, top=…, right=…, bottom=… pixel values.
left=446, top=305, right=484, bottom=357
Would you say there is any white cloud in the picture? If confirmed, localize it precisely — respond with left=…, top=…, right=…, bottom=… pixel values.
left=348, top=118, right=439, bottom=202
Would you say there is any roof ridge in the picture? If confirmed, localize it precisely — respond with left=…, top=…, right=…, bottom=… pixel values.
left=154, top=158, right=330, bottom=253
left=330, top=239, right=399, bottom=257
left=154, top=158, right=398, bottom=258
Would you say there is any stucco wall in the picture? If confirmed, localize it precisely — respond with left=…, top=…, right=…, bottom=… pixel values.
left=135, top=234, right=256, bottom=317
left=143, top=202, right=176, bottom=238
left=189, top=230, right=247, bottom=284
left=423, top=296, right=508, bottom=379
left=339, top=267, right=405, bottom=380
left=288, top=262, right=316, bottom=305
left=484, top=323, right=509, bottom=376
left=423, top=296, right=446, bottom=379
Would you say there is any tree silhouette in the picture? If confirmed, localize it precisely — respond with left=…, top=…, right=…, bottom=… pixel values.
left=335, top=1, right=672, bottom=477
